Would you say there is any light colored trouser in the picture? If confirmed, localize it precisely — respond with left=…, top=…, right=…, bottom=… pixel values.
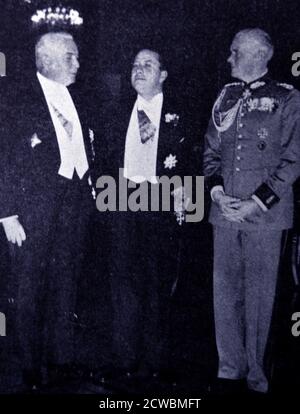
left=213, top=226, right=282, bottom=393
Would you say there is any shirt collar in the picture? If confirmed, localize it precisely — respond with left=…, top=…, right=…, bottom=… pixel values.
left=37, top=71, right=67, bottom=93
left=137, top=92, right=163, bottom=112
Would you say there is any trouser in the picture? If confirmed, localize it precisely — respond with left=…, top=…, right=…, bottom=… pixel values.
left=213, top=226, right=282, bottom=393
left=109, top=211, right=180, bottom=373
left=10, top=176, right=93, bottom=378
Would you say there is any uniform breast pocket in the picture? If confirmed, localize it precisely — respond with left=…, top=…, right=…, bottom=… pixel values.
left=258, top=138, right=281, bottom=166
left=256, top=125, right=281, bottom=162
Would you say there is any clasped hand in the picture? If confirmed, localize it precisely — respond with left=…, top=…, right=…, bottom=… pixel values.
left=213, top=190, right=261, bottom=223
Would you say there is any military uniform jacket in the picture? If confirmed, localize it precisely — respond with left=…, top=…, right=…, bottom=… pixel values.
left=203, top=76, right=300, bottom=230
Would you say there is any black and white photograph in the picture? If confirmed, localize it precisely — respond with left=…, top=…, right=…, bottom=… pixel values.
left=0, top=0, right=299, bottom=406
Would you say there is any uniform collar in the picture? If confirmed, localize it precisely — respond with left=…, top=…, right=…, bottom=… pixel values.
left=242, top=71, right=269, bottom=89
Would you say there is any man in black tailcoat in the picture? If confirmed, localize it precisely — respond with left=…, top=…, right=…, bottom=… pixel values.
left=95, top=48, right=198, bottom=387
left=0, top=31, right=96, bottom=389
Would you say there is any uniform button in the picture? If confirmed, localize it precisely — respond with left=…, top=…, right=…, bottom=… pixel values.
left=236, top=156, right=241, bottom=160
left=238, top=134, right=242, bottom=139
left=239, top=123, right=243, bottom=128
left=241, top=113, right=245, bottom=117
left=235, top=167, right=240, bottom=172
left=237, top=144, right=242, bottom=150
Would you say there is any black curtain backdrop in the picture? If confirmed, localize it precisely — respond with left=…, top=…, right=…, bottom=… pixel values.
left=1, top=0, right=300, bottom=137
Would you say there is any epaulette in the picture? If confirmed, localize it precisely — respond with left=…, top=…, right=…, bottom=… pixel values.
left=277, top=82, right=294, bottom=90
left=224, top=82, right=243, bottom=88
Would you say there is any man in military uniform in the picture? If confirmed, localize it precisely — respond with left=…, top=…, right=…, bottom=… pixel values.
left=204, top=28, right=300, bottom=393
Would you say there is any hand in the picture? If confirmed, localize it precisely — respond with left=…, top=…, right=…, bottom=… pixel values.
left=213, top=190, right=241, bottom=217
left=223, top=199, right=261, bottom=223
left=2, top=217, right=26, bottom=247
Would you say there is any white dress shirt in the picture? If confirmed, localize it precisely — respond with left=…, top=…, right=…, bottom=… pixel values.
left=37, top=72, right=89, bottom=179
left=1, top=73, right=89, bottom=223
left=124, top=92, right=163, bottom=184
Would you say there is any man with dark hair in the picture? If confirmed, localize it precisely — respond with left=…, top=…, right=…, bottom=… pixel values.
left=97, top=48, right=192, bottom=388
left=204, top=28, right=300, bottom=394
left=1, top=32, right=96, bottom=389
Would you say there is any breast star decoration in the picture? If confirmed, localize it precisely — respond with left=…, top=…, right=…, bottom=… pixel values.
left=164, top=154, right=178, bottom=169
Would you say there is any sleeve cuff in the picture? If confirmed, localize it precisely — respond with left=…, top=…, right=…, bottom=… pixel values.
left=251, top=195, right=268, bottom=212
left=253, top=183, right=280, bottom=209
left=211, top=186, right=224, bottom=202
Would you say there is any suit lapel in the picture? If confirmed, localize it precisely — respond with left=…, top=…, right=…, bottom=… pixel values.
left=156, top=96, right=177, bottom=177
left=116, top=98, right=136, bottom=168
left=116, top=95, right=181, bottom=176
left=30, top=77, right=57, bottom=143
left=23, top=78, right=61, bottom=173
left=114, top=95, right=182, bottom=178
left=32, top=80, right=94, bottom=169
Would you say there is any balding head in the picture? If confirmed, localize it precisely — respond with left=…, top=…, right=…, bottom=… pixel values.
left=234, top=28, right=274, bottom=61
left=35, top=32, right=79, bottom=86
left=228, top=28, right=273, bottom=82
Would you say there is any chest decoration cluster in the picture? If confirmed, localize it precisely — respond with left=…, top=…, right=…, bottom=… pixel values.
left=212, top=81, right=279, bottom=133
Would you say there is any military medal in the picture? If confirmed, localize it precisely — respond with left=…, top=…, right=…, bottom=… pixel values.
left=257, top=141, right=267, bottom=151
left=257, top=127, right=269, bottom=140
left=242, top=89, right=252, bottom=99
left=257, top=127, right=268, bottom=150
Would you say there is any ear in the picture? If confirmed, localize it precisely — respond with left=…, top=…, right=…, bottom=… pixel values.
left=160, top=70, right=168, bottom=84
left=43, top=54, right=54, bottom=69
left=256, top=49, right=267, bottom=61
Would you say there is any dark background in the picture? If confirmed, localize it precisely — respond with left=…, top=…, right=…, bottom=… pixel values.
left=1, top=0, right=300, bottom=156
left=0, top=0, right=299, bottom=393
left=2, top=0, right=300, bottom=108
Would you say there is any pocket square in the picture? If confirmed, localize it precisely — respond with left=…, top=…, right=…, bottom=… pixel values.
left=30, top=133, right=42, bottom=148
